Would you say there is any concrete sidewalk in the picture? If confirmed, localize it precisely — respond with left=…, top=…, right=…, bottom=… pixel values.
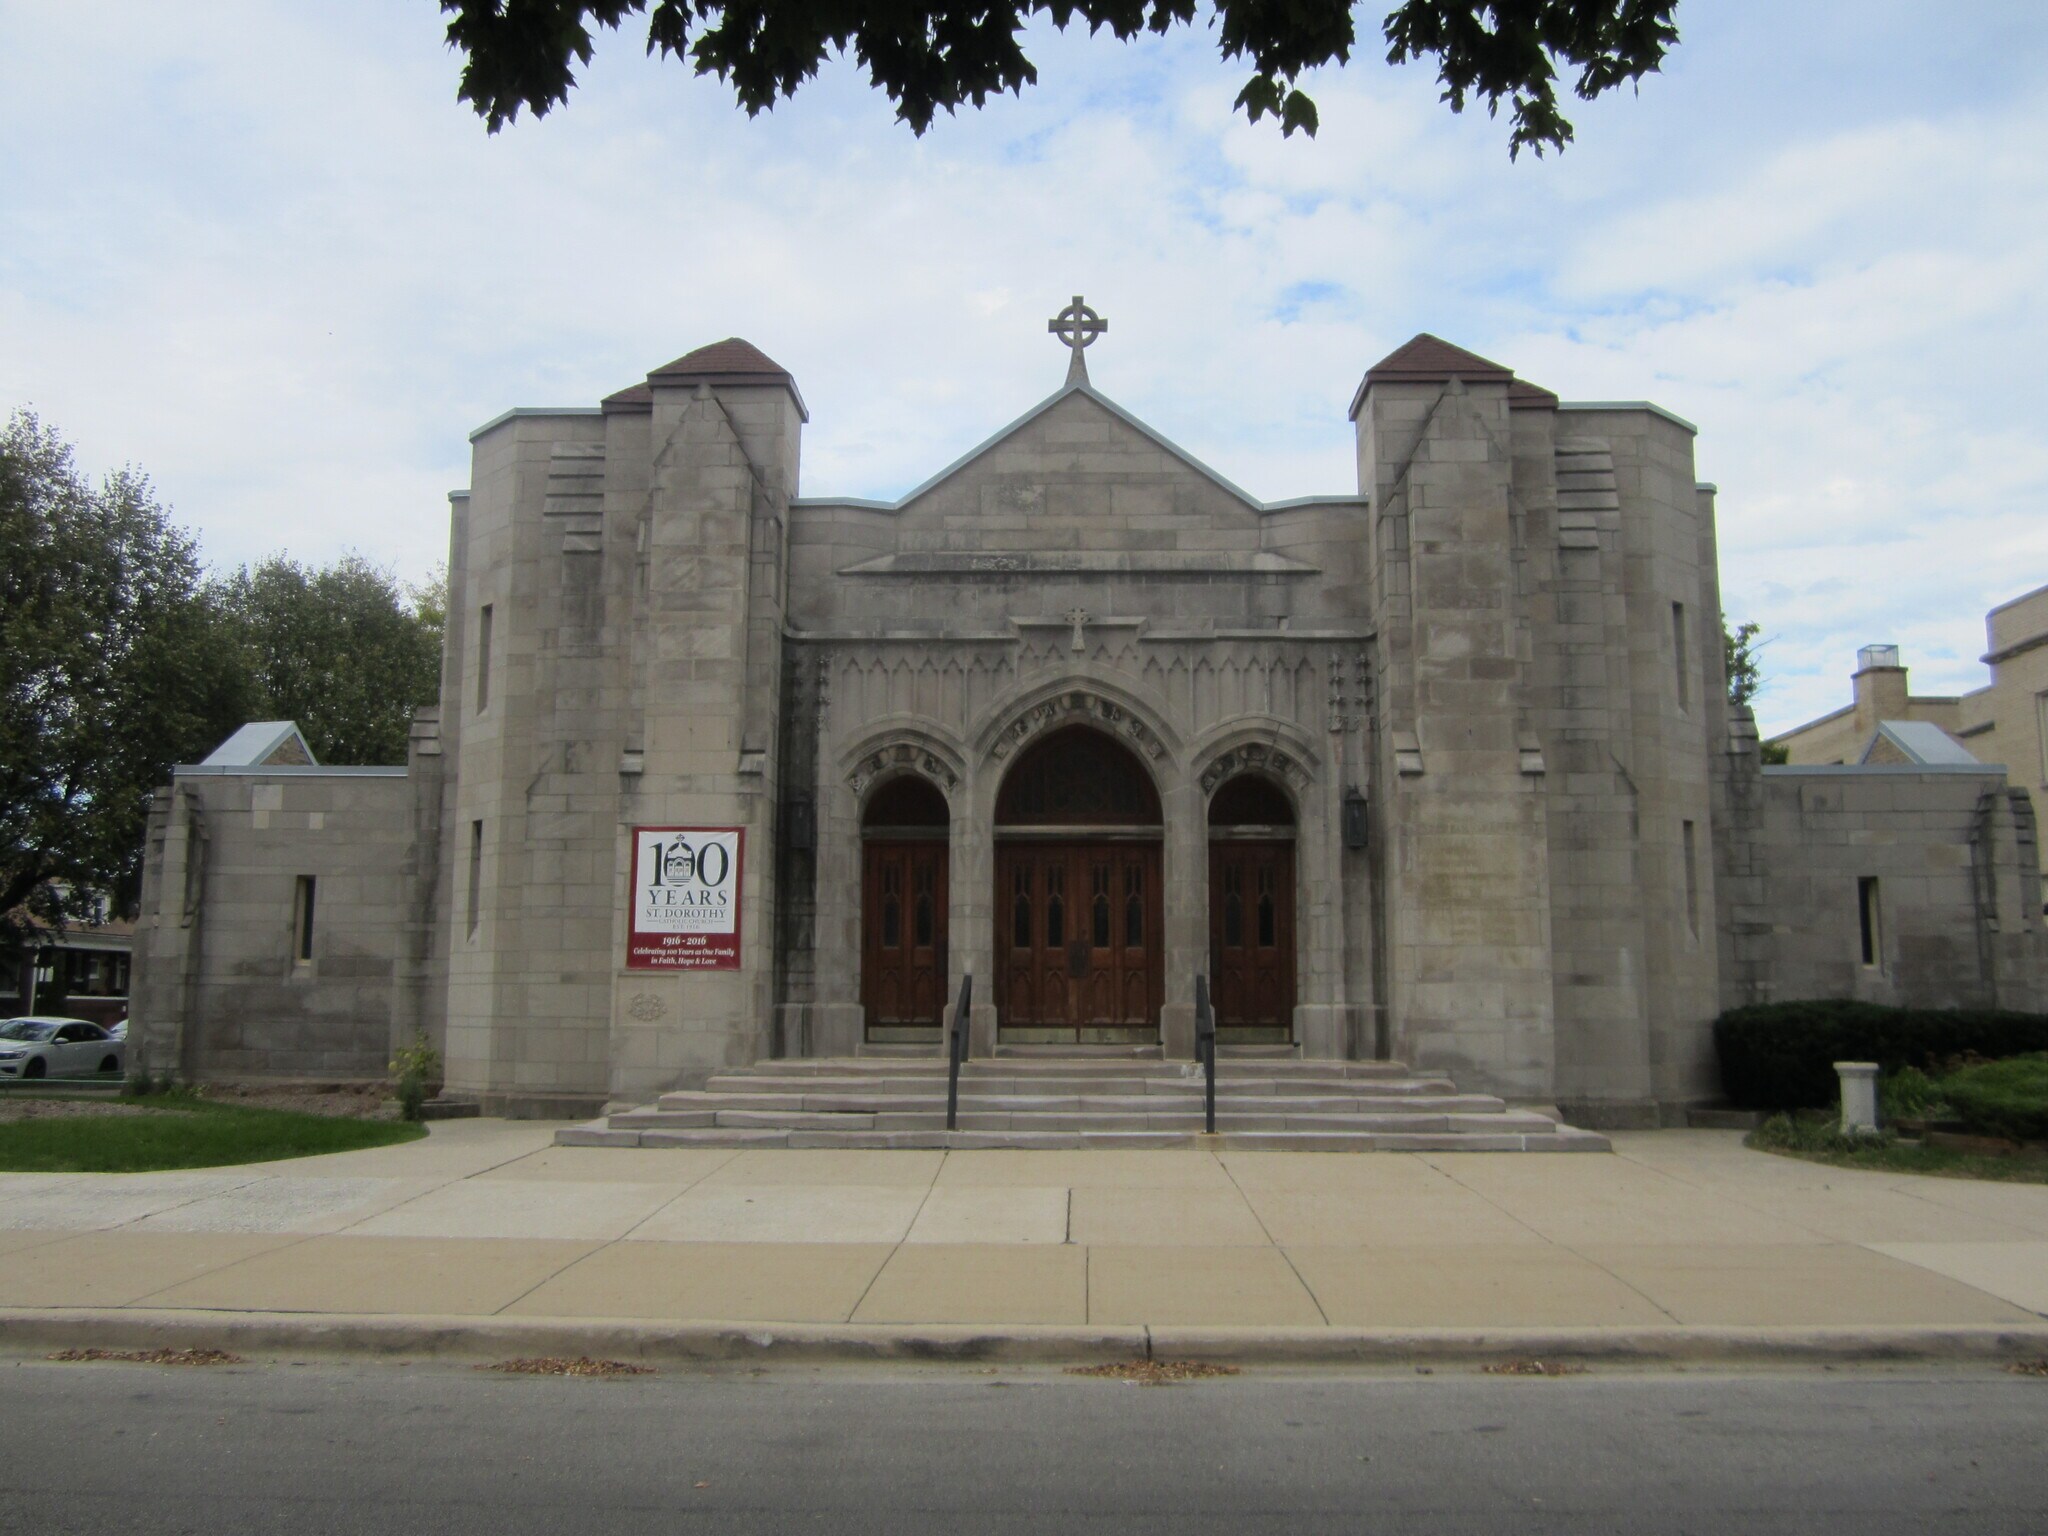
left=3, top=1123, right=2047, bottom=1359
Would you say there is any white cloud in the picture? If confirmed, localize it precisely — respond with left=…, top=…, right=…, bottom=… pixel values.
left=2, top=0, right=2045, bottom=744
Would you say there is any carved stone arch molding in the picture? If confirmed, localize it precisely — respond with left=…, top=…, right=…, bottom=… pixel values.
left=977, top=677, right=1179, bottom=770
left=839, top=721, right=967, bottom=801
left=1191, top=719, right=1321, bottom=799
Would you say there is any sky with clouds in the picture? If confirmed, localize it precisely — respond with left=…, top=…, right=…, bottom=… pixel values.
left=3, top=1, right=2045, bottom=736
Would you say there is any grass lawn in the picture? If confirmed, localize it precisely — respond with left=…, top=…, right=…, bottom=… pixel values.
left=1747, top=1113, right=2048, bottom=1184
left=0, top=1092, right=425, bottom=1173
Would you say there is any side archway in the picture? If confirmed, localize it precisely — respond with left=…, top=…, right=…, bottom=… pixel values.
left=859, top=773, right=950, bottom=1034
left=1207, top=771, right=1297, bottom=1037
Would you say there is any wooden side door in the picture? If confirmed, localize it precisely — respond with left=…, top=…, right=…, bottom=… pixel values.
left=861, top=841, right=948, bottom=1028
left=1208, top=841, right=1295, bottom=1031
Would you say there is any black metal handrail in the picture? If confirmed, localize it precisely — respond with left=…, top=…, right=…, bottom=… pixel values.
left=1194, top=974, right=1217, bottom=1134
left=945, top=972, right=973, bottom=1132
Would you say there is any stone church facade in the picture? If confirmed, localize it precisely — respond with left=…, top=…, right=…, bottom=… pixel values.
left=130, top=315, right=2048, bottom=1124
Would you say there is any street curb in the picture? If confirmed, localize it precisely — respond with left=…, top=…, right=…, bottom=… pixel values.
left=5, top=1309, right=2048, bottom=1368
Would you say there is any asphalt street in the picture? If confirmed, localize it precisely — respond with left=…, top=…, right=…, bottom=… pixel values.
left=3, top=1359, right=2045, bottom=1534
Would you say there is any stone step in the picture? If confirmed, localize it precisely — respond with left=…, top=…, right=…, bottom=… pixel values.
left=731, top=1056, right=1420, bottom=1078
left=656, top=1091, right=1507, bottom=1116
left=696, top=1073, right=1460, bottom=1098
left=560, top=1052, right=1610, bottom=1154
left=559, top=1119, right=1612, bottom=1153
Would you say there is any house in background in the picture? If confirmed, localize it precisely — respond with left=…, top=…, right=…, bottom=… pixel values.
left=1, top=909, right=134, bottom=1029
left=1772, top=582, right=2048, bottom=881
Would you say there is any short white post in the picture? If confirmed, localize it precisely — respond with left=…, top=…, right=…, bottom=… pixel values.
left=1836, top=1061, right=1881, bottom=1136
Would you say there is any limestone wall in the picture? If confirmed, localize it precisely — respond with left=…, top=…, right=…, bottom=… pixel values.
left=129, top=768, right=416, bottom=1080
left=1717, top=759, right=2046, bottom=1013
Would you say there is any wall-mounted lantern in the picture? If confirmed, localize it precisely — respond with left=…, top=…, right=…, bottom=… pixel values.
left=1342, top=787, right=1369, bottom=850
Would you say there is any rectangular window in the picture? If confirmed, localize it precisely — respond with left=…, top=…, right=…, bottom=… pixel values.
left=1858, top=877, right=1882, bottom=967
left=293, top=876, right=317, bottom=964
left=468, top=823, right=483, bottom=946
left=467, top=821, right=484, bottom=939
left=476, top=604, right=494, bottom=714
left=1672, top=601, right=1690, bottom=712
left=1682, top=820, right=1699, bottom=938
left=2036, top=691, right=2048, bottom=787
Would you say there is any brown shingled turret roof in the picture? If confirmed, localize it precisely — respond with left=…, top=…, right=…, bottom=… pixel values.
left=1348, top=333, right=1555, bottom=420
left=649, top=337, right=793, bottom=379
left=1366, top=333, right=1514, bottom=384
left=603, top=337, right=808, bottom=420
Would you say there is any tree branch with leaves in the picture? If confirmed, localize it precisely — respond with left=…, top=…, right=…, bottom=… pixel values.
left=441, top=0, right=1678, bottom=153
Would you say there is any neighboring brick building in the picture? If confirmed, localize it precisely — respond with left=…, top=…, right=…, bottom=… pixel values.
left=130, top=317, right=2048, bottom=1125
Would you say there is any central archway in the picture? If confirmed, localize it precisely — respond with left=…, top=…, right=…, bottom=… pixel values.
left=993, top=725, right=1164, bottom=1042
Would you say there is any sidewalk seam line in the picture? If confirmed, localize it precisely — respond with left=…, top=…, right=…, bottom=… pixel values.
left=1217, top=1150, right=1328, bottom=1326
left=845, top=1152, right=943, bottom=1323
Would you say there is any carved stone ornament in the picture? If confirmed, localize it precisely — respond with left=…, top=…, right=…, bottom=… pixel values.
left=988, top=690, right=1167, bottom=762
left=1199, top=742, right=1310, bottom=796
left=626, top=992, right=666, bottom=1022
left=846, top=742, right=961, bottom=796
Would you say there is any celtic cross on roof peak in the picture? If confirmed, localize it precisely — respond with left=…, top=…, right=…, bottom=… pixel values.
left=1048, top=296, right=1107, bottom=386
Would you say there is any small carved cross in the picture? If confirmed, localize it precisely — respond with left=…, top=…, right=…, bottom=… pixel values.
left=1048, top=296, right=1107, bottom=385
left=1065, top=607, right=1090, bottom=653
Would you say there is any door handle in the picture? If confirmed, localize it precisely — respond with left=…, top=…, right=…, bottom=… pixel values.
left=1067, top=939, right=1088, bottom=978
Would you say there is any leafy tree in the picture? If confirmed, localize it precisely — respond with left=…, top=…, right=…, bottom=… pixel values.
left=211, top=556, right=443, bottom=767
left=0, top=412, right=252, bottom=960
left=1724, top=617, right=1789, bottom=761
left=1724, top=617, right=1764, bottom=709
left=441, top=0, right=1679, bottom=154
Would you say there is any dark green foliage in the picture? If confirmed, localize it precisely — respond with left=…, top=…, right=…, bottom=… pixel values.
left=441, top=0, right=1676, bottom=155
left=209, top=556, right=442, bottom=766
left=0, top=412, right=254, bottom=960
left=0, top=1093, right=423, bottom=1172
left=1714, top=999, right=2048, bottom=1111
left=1940, top=1054, right=2048, bottom=1143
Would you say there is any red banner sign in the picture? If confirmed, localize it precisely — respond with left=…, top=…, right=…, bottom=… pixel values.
left=627, top=826, right=744, bottom=971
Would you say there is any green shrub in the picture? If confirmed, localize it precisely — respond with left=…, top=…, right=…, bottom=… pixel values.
left=1714, top=1000, right=2048, bottom=1110
left=1750, top=1111, right=1891, bottom=1154
left=389, top=1033, right=442, bottom=1123
left=1879, top=1064, right=1948, bottom=1122
left=1940, top=1053, right=2048, bottom=1143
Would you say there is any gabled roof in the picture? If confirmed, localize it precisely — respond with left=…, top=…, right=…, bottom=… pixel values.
left=791, top=378, right=1361, bottom=517
left=1861, top=720, right=1982, bottom=767
left=200, top=721, right=318, bottom=769
left=1347, top=332, right=1556, bottom=420
left=604, top=337, right=809, bottom=421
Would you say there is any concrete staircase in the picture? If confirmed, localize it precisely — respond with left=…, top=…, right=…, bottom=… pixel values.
left=557, top=1056, right=1611, bottom=1152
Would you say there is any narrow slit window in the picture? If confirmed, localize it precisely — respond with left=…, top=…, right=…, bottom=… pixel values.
left=292, top=876, right=316, bottom=964
left=1682, top=820, right=1699, bottom=938
left=1124, top=864, right=1144, bottom=948
left=1257, top=865, right=1276, bottom=949
left=1012, top=866, right=1032, bottom=949
left=1045, top=864, right=1065, bottom=948
left=1858, top=877, right=1882, bottom=967
left=1672, top=601, right=1689, bottom=712
left=476, top=604, right=494, bottom=714
left=467, top=820, right=483, bottom=939
left=1092, top=864, right=1111, bottom=948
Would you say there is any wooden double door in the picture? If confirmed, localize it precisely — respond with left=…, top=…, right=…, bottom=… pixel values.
left=1208, top=840, right=1296, bottom=1032
left=996, top=841, right=1162, bottom=1034
left=861, top=840, right=948, bottom=1028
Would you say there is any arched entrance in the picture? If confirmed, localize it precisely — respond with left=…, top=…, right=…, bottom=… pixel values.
left=994, top=726, right=1163, bottom=1042
left=860, top=776, right=949, bottom=1038
left=1207, top=773, right=1296, bottom=1040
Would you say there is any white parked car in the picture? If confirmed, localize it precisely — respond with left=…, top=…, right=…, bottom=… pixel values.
left=0, top=1016, right=125, bottom=1080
